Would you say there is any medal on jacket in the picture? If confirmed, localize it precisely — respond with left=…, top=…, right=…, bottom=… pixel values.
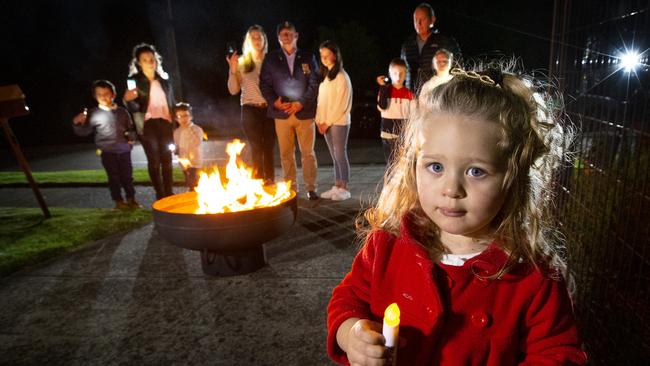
left=301, top=63, right=310, bottom=74
left=383, top=303, right=400, bottom=365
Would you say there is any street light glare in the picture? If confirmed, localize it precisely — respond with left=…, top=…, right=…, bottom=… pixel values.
left=620, top=51, right=640, bottom=72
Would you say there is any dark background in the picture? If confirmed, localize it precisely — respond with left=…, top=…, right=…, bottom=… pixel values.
left=0, top=0, right=553, bottom=146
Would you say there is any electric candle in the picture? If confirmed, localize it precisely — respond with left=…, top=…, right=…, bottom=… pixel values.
left=383, top=302, right=400, bottom=365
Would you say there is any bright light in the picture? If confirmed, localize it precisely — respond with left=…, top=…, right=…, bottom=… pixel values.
left=194, top=139, right=291, bottom=214
left=620, top=51, right=640, bottom=72
left=168, top=144, right=176, bottom=152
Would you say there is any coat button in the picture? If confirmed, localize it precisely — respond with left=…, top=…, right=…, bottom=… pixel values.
left=470, top=311, right=490, bottom=328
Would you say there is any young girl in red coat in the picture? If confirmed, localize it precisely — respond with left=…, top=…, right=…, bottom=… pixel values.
left=327, top=65, right=587, bottom=365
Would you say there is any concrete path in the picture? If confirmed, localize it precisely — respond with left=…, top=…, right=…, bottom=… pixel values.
left=0, top=138, right=388, bottom=365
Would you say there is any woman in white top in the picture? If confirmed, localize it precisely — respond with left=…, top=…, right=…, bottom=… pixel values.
left=227, top=25, right=276, bottom=184
left=418, top=49, right=454, bottom=103
left=316, top=40, right=353, bottom=201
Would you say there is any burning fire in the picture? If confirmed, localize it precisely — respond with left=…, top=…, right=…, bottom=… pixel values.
left=194, top=139, right=292, bottom=214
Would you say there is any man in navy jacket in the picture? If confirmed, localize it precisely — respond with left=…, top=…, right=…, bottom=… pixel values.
left=400, top=3, right=461, bottom=93
left=260, top=21, right=320, bottom=200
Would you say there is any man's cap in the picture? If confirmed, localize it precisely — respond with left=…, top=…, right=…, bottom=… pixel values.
left=276, top=21, right=296, bottom=34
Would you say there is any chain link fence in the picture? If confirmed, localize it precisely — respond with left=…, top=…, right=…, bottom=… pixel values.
left=550, top=0, right=649, bottom=364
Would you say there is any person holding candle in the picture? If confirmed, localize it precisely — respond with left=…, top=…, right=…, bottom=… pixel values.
left=376, top=58, right=414, bottom=165
left=123, top=43, right=176, bottom=200
left=327, top=64, right=587, bottom=365
left=227, top=25, right=276, bottom=185
left=172, top=102, right=203, bottom=191
left=72, top=80, right=140, bottom=210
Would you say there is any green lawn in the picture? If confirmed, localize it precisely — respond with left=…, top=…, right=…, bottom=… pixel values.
left=0, top=168, right=185, bottom=186
left=0, top=207, right=152, bottom=277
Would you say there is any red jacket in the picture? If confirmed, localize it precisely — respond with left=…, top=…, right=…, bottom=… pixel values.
left=327, top=217, right=587, bottom=365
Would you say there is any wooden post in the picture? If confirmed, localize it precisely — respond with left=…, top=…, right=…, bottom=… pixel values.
left=0, top=82, right=53, bottom=220
left=1, top=117, right=50, bottom=218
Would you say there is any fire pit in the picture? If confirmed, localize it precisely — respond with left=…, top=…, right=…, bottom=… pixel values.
left=152, top=139, right=297, bottom=276
left=153, top=190, right=297, bottom=276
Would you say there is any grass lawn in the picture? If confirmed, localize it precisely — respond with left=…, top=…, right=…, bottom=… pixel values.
left=0, top=207, right=152, bottom=277
left=0, top=168, right=185, bottom=186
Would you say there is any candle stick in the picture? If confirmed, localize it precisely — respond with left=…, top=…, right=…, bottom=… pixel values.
left=383, top=302, right=400, bottom=365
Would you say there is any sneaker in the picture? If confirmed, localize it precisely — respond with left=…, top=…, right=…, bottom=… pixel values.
left=114, top=200, right=129, bottom=210
left=331, top=188, right=351, bottom=201
left=307, top=190, right=319, bottom=200
left=126, top=198, right=142, bottom=209
left=320, top=185, right=339, bottom=199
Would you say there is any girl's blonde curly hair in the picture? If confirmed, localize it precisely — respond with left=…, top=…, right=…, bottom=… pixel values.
left=360, top=63, right=572, bottom=275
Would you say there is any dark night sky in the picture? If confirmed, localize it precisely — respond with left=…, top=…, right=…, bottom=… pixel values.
left=0, top=0, right=554, bottom=146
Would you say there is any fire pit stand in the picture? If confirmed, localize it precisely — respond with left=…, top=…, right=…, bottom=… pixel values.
left=200, top=247, right=264, bottom=276
left=152, top=191, right=297, bottom=276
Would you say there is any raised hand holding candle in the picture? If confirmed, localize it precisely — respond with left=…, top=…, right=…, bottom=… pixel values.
left=383, top=302, right=400, bottom=365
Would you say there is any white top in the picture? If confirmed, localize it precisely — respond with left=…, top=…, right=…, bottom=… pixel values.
left=315, top=70, right=352, bottom=126
left=145, top=79, right=171, bottom=121
left=227, top=60, right=267, bottom=106
left=173, top=123, right=204, bottom=168
left=440, top=251, right=483, bottom=266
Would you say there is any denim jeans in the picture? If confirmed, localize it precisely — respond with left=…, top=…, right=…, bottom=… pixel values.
left=100, top=151, right=135, bottom=201
left=324, top=124, right=350, bottom=183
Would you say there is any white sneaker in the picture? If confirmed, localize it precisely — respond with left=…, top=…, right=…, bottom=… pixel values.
left=332, top=188, right=351, bottom=201
left=320, top=185, right=339, bottom=199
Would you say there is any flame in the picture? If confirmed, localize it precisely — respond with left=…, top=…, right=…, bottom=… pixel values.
left=194, top=139, right=291, bottom=214
left=384, top=303, right=400, bottom=327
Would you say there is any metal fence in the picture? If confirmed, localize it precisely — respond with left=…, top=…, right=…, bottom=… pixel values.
left=550, top=0, right=649, bottom=364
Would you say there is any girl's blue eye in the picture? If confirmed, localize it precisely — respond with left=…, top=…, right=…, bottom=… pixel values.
left=467, top=167, right=486, bottom=177
left=428, top=163, right=443, bottom=173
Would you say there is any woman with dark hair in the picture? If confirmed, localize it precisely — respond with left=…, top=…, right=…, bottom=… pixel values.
left=315, top=40, right=353, bottom=201
left=123, top=43, right=176, bottom=199
left=227, top=25, right=276, bottom=184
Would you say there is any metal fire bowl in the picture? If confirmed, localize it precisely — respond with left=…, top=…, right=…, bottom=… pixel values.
left=152, top=190, right=297, bottom=276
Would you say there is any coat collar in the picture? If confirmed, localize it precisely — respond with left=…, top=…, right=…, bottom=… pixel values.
left=397, top=214, right=511, bottom=277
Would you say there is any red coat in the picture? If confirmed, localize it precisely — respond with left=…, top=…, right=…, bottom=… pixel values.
left=327, top=218, right=587, bottom=365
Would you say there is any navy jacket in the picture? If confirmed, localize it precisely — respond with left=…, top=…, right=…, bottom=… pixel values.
left=400, top=30, right=461, bottom=92
left=259, top=48, right=319, bottom=120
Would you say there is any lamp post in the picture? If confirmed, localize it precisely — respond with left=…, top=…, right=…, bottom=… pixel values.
left=165, top=0, right=183, bottom=101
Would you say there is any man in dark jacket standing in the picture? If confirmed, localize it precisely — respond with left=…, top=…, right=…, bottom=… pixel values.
left=260, top=21, right=320, bottom=200
left=400, top=3, right=461, bottom=93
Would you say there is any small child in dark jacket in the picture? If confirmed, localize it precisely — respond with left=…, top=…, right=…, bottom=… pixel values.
left=72, top=80, right=141, bottom=209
